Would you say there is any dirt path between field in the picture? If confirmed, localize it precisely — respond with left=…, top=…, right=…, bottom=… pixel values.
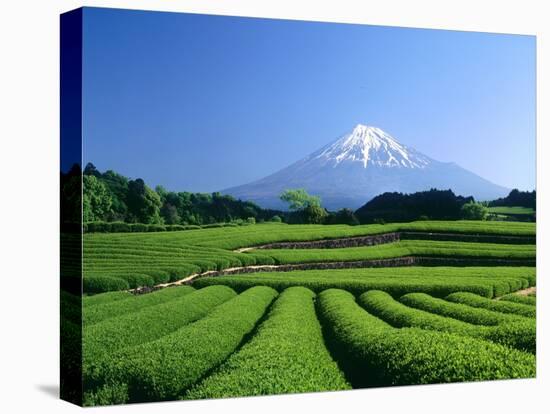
left=513, top=286, right=536, bottom=296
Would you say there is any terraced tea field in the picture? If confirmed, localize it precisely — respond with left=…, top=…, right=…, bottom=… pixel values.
left=78, top=220, right=536, bottom=405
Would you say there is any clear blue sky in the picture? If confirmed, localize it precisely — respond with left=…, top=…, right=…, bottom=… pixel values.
left=82, top=7, right=536, bottom=193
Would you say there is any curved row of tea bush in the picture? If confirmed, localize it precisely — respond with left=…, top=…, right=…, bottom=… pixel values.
left=256, top=240, right=535, bottom=264
left=83, top=286, right=195, bottom=326
left=84, top=286, right=278, bottom=406
left=446, top=292, right=536, bottom=318
left=185, top=287, right=350, bottom=399
left=316, top=289, right=535, bottom=387
left=193, top=267, right=535, bottom=298
left=83, top=291, right=132, bottom=307
left=85, top=220, right=535, bottom=251
left=83, top=237, right=277, bottom=293
left=83, top=285, right=236, bottom=372
left=399, top=292, right=528, bottom=325
left=359, top=290, right=535, bottom=353
left=500, top=293, right=536, bottom=306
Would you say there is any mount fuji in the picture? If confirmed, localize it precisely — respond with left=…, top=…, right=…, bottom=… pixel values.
left=222, top=124, right=510, bottom=210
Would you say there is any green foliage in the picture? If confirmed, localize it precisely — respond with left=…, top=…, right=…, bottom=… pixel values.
left=246, top=216, right=256, bottom=224
left=185, top=287, right=350, bottom=399
left=194, top=266, right=535, bottom=299
left=399, top=292, right=527, bottom=326
left=358, top=290, right=535, bottom=353
left=446, top=292, right=536, bottom=318
left=83, top=286, right=236, bottom=375
left=84, top=286, right=277, bottom=405
left=317, top=289, right=535, bottom=387
left=500, top=293, right=536, bottom=306
left=83, top=175, right=113, bottom=222
left=280, top=188, right=321, bottom=210
left=126, top=178, right=163, bottom=224
left=461, top=201, right=488, bottom=220
left=326, top=208, right=360, bottom=225
left=270, top=215, right=282, bottom=222
left=257, top=240, right=535, bottom=265
left=83, top=276, right=129, bottom=294
left=83, top=286, right=195, bottom=326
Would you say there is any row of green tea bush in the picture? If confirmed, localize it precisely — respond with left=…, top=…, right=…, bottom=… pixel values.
left=359, top=290, right=535, bottom=353
left=185, top=287, right=350, bottom=399
left=316, top=289, right=535, bottom=388
left=193, top=266, right=535, bottom=298
left=83, top=286, right=236, bottom=373
left=84, top=286, right=277, bottom=406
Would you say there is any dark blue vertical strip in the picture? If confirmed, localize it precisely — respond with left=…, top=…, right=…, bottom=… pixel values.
left=60, top=7, right=83, bottom=406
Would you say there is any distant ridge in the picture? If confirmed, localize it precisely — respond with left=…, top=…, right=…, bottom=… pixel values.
left=222, top=124, right=510, bottom=210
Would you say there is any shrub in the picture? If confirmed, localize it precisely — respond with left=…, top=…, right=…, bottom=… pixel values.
left=461, top=202, right=488, bottom=220
left=86, top=221, right=112, bottom=233
left=399, top=292, right=527, bottom=326
left=83, top=276, right=129, bottom=293
left=83, top=285, right=237, bottom=375
left=500, top=293, right=536, bottom=306
left=317, top=289, right=535, bottom=387
left=185, top=287, right=350, bottom=399
left=146, top=224, right=166, bottom=232
left=109, top=221, right=131, bottom=232
left=84, top=286, right=195, bottom=326
left=85, top=286, right=278, bottom=405
left=246, top=217, right=256, bottom=224
left=446, top=292, right=536, bottom=318
left=270, top=215, right=282, bottom=222
left=130, top=223, right=148, bottom=232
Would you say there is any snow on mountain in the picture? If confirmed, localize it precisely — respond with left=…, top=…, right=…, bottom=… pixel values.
left=310, top=124, right=431, bottom=169
left=222, top=124, right=510, bottom=210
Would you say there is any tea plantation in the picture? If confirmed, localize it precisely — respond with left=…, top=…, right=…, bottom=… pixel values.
left=78, top=220, right=536, bottom=405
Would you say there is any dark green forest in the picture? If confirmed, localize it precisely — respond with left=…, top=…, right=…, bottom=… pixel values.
left=81, top=163, right=283, bottom=225
left=60, top=163, right=536, bottom=231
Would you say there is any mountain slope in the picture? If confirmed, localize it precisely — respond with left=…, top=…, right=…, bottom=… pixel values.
left=222, top=124, right=510, bottom=210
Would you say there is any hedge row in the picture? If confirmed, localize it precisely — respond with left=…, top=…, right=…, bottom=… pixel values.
left=83, top=285, right=236, bottom=373
left=259, top=240, right=536, bottom=265
left=84, top=286, right=278, bottom=405
left=316, top=289, right=535, bottom=387
left=399, top=292, right=527, bottom=326
left=83, top=285, right=195, bottom=326
left=185, top=287, right=350, bottom=399
left=500, top=293, right=536, bottom=306
left=84, top=221, right=254, bottom=233
left=446, top=292, right=536, bottom=318
left=359, top=290, right=535, bottom=353
left=193, top=266, right=535, bottom=298
left=83, top=291, right=132, bottom=307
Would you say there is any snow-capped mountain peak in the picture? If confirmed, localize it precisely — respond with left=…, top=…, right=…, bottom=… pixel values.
left=314, top=123, right=431, bottom=169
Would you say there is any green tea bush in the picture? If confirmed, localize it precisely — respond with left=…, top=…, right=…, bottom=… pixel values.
left=83, top=291, right=131, bottom=307
left=399, top=292, right=527, bottom=326
left=500, top=293, right=536, bottom=306
left=185, top=287, right=350, bottom=399
left=83, top=285, right=236, bottom=373
left=193, top=266, right=534, bottom=299
left=359, top=290, right=535, bottom=353
left=446, top=292, right=536, bottom=318
left=83, top=285, right=195, bottom=326
left=85, top=286, right=277, bottom=405
left=317, top=289, right=535, bottom=387
left=359, top=290, right=483, bottom=338
left=84, top=276, right=129, bottom=294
